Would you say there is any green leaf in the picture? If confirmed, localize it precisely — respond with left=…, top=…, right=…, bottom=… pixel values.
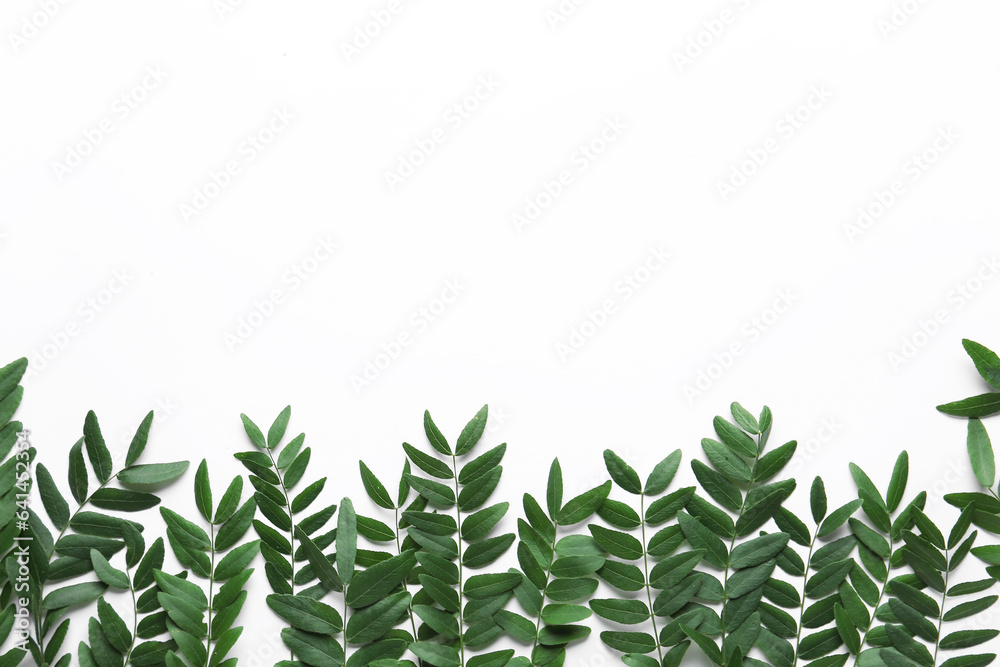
left=456, top=404, right=488, bottom=456
left=68, top=438, right=88, bottom=505
left=91, top=548, right=130, bottom=588
left=963, top=339, right=1000, bottom=390
left=125, top=411, right=154, bottom=468
left=348, top=591, right=412, bottom=643
left=241, top=413, right=266, bottom=449
left=346, top=551, right=415, bottom=608
left=678, top=512, right=727, bottom=569
left=811, top=477, right=828, bottom=524
left=465, top=572, right=522, bottom=599
left=558, top=481, right=611, bottom=525
left=714, top=417, right=757, bottom=457
left=645, top=449, right=682, bottom=495
left=84, top=411, right=113, bottom=484
left=424, top=410, right=452, bottom=456
left=338, top=497, right=357, bottom=588
left=939, top=630, right=1000, bottom=650
left=194, top=460, right=212, bottom=522
left=546, top=458, right=563, bottom=518
left=937, top=394, right=1000, bottom=418
left=410, top=642, right=460, bottom=667
left=406, top=474, right=456, bottom=508
left=691, top=460, right=742, bottom=512
left=268, top=405, right=292, bottom=447
left=731, top=402, right=760, bottom=434
left=754, top=441, right=797, bottom=483
left=360, top=461, right=395, bottom=510
left=160, top=508, right=210, bottom=550
left=119, top=461, right=189, bottom=487
left=42, top=581, right=108, bottom=610
left=736, top=479, right=796, bottom=537
left=267, top=594, right=342, bottom=633
left=702, top=438, right=752, bottom=483
left=589, top=525, right=643, bottom=560
left=968, top=419, right=996, bottom=488
left=295, top=526, right=343, bottom=592
left=730, top=533, right=789, bottom=570
left=886, top=451, right=909, bottom=513
left=215, top=540, right=261, bottom=580
left=281, top=627, right=345, bottom=666
left=402, top=442, right=453, bottom=479
left=36, top=463, right=70, bottom=531
left=601, top=630, right=657, bottom=654
left=91, top=488, right=160, bottom=512
left=818, top=500, right=863, bottom=538
left=605, top=450, right=642, bottom=494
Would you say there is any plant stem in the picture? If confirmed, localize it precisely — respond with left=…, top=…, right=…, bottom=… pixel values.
left=933, top=548, right=950, bottom=667
left=38, top=470, right=121, bottom=663
left=853, top=541, right=895, bottom=666
left=530, top=527, right=559, bottom=664
left=123, top=563, right=139, bottom=666
left=640, top=493, right=663, bottom=664
left=396, top=507, right=421, bottom=666
left=721, top=436, right=763, bottom=665
left=452, top=454, right=465, bottom=666
left=792, top=531, right=818, bottom=666
left=263, top=447, right=296, bottom=661
left=206, top=521, right=216, bottom=660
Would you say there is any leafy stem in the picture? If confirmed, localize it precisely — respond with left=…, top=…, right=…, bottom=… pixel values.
left=206, top=520, right=217, bottom=660
left=529, top=526, right=559, bottom=662
left=452, top=453, right=466, bottom=666
left=720, top=434, right=763, bottom=659
left=639, top=492, right=663, bottom=664
left=853, top=541, right=895, bottom=666
left=792, top=531, right=818, bottom=666
left=932, top=547, right=951, bottom=667
left=263, top=446, right=296, bottom=594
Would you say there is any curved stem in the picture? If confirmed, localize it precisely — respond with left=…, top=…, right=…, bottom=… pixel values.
left=38, top=470, right=121, bottom=662
left=792, top=531, right=818, bottom=666
left=640, top=493, right=663, bottom=664
left=529, top=527, right=559, bottom=663
left=853, top=541, right=895, bottom=666
left=206, top=521, right=217, bottom=660
left=123, top=563, right=139, bottom=665
left=452, top=455, right=465, bottom=666
left=263, top=447, right=296, bottom=661
left=721, top=436, right=763, bottom=664
left=933, top=548, right=950, bottom=667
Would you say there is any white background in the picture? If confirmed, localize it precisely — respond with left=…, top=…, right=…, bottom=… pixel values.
left=3, top=0, right=1000, bottom=664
